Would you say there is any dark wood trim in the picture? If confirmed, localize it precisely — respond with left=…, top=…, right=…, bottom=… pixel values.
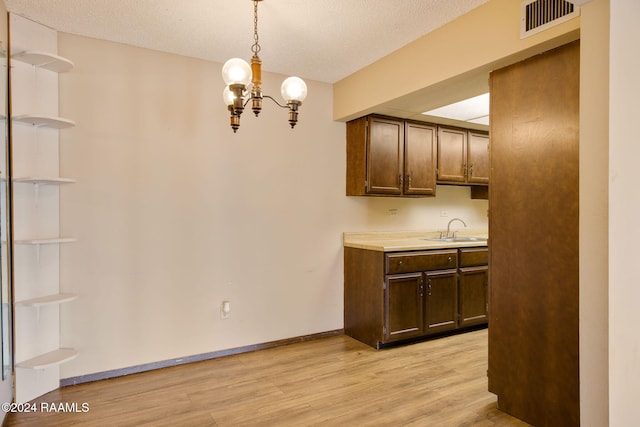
left=488, top=40, right=579, bottom=426
left=60, top=329, right=344, bottom=387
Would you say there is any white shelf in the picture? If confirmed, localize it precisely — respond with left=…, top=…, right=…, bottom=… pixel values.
left=16, top=293, right=78, bottom=307
left=13, top=114, right=75, bottom=129
left=15, top=237, right=76, bottom=245
left=12, top=50, right=74, bottom=73
left=14, top=177, right=76, bottom=185
left=16, top=348, right=78, bottom=370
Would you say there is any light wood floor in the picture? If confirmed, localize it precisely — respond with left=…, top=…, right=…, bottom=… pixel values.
left=7, top=329, right=528, bottom=426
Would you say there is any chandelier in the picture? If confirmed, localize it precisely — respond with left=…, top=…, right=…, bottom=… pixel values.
left=222, top=0, right=308, bottom=133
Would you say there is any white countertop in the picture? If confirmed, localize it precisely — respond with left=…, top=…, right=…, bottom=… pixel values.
left=343, top=230, right=489, bottom=252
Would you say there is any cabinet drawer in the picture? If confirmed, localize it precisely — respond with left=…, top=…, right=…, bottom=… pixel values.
left=459, top=247, right=488, bottom=267
left=386, top=250, right=457, bottom=274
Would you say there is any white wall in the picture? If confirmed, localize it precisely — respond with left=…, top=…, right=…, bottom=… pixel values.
left=57, top=34, right=488, bottom=379
left=609, top=0, right=640, bottom=424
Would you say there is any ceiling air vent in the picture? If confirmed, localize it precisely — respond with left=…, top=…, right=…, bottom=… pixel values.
left=520, top=0, right=580, bottom=39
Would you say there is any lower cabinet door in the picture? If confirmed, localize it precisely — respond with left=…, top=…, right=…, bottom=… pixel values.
left=459, top=266, right=489, bottom=327
left=424, top=269, right=458, bottom=333
left=385, top=273, right=424, bottom=342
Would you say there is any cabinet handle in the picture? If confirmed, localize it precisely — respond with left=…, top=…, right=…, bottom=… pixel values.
left=398, top=174, right=403, bottom=187
left=427, top=279, right=432, bottom=296
left=463, top=164, right=467, bottom=176
left=406, top=174, right=411, bottom=188
left=469, top=164, right=474, bottom=177
left=448, top=256, right=453, bottom=264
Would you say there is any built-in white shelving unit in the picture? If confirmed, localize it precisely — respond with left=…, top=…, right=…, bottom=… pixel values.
left=11, top=15, right=78, bottom=402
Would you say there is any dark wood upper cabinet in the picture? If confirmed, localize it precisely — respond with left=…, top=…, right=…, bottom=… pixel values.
left=467, top=131, right=489, bottom=184
left=437, top=126, right=467, bottom=183
left=404, top=121, right=437, bottom=195
left=367, top=116, right=404, bottom=195
left=437, top=126, right=489, bottom=185
left=347, top=115, right=488, bottom=197
left=346, top=115, right=436, bottom=197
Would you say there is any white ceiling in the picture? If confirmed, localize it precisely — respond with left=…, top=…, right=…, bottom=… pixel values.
left=4, top=0, right=487, bottom=84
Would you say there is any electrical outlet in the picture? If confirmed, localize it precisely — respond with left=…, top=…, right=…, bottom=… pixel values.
left=220, top=300, right=231, bottom=319
left=440, top=211, right=449, bottom=217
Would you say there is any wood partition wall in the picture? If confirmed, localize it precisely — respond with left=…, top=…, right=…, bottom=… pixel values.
left=488, top=41, right=580, bottom=426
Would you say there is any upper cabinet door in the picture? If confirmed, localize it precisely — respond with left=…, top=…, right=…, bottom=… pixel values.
left=404, top=121, right=437, bottom=196
left=366, top=116, right=404, bottom=195
left=437, top=126, right=467, bottom=183
left=467, top=131, right=489, bottom=184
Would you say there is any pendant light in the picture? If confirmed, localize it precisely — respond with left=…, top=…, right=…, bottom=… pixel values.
left=222, top=0, right=308, bottom=133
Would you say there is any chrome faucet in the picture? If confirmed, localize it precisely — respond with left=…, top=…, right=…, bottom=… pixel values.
left=446, top=218, right=467, bottom=238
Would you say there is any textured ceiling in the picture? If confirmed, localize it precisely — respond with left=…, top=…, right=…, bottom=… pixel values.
left=5, top=0, right=487, bottom=83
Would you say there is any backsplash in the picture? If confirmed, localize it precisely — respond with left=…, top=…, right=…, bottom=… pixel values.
left=345, top=185, right=488, bottom=232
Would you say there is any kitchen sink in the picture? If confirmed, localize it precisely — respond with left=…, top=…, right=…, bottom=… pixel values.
left=423, top=236, right=488, bottom=243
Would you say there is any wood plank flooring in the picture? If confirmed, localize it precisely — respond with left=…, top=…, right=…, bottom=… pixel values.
left=6, top=329, right=528, bottom=426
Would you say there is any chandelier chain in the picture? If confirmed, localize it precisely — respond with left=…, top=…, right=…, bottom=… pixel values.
left=251, top=0, right=261, bottom=56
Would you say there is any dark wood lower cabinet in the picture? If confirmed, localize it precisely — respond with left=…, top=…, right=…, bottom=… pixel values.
left=424, top=270, right=458, bottom=334
left=385, top=273, right=425, bottom=342
left=458, top=266, right=488, bottom=327
left=345, top=246, right=488, bottom=349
